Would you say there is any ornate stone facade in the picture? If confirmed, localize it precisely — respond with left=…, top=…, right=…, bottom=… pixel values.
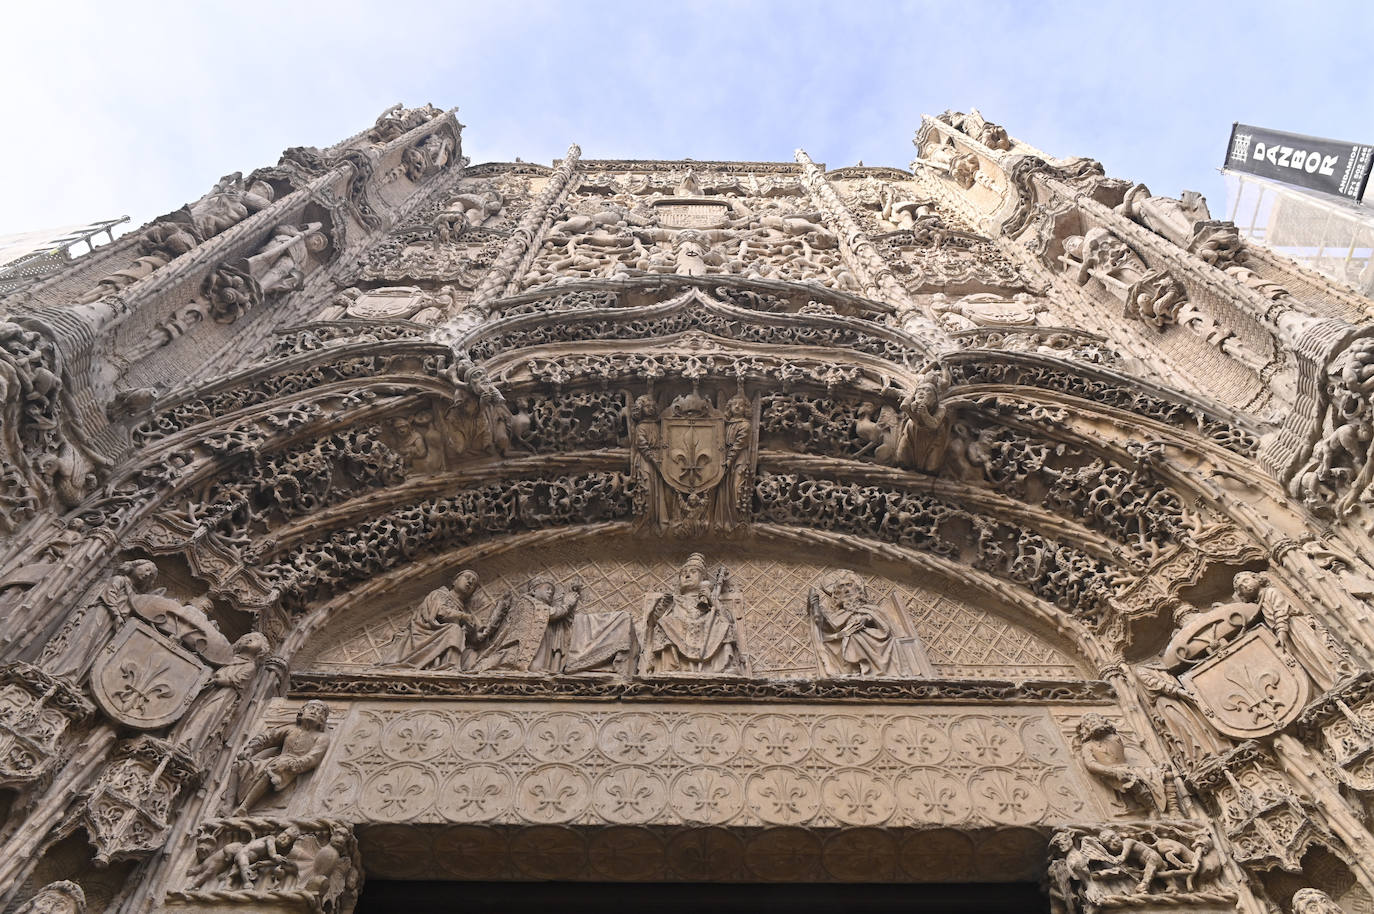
left=0, top=101, right=1372, bottom=912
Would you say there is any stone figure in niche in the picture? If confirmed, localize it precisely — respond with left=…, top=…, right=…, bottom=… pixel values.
left=232, top=700, right=331, bottom=814
left=244, top=222, right=328, bottom=297
left=630, top=389, right=755, bottom=536
left=1250, top=572, right=1356, bottom=691
left=1074, top=713, right=1169, bottom=815
left=1293, top=889, right=1348, bottom=914
left=13, top=881, right=85, bottom=914
left=853, top=402, right=902, bottom=464
left=940, top=109, right=1014, bottom=151
left=369, top=102, right=442, bottom=143
left=879, top=185, right=937, bottom=232
left=643, top=553, right=748, bottom=675
left=1060, top=228, right=1186, bottom=329
left=806, top=570, right=930, bottom=677
left=474, top=579, right=579, bottom=672
left=390, top=569, right=493, bottom=670
left=37, top=441, right=98, bottom=510
left=445, top=190, right=504, bottom=230
left=1115, top=184, right=1242, bottom=267
left=921, top=142, right=980, bottom=189
left=170, top=632, right=270, bottom=755
left=179, top=173, right=276, bottom=241
left=188, top=824, right=301, bottom=890
left=1133, top=664, right=1229, bottom=765
left=389, top=413, right=445, bottom=475
left=895, top=365, right=959, bottom=472
left=403, top=131, right=454, bottom=182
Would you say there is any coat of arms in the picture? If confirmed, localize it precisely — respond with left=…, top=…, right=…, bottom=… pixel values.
left=90, top=621, right=211, bottom=730
left=1180, top=627, right=1310, bottom=739
left=630, top=388, right=754, bottom=536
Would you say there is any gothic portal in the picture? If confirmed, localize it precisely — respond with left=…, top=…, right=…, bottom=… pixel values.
left=1, top=103, right=1374, bottom=914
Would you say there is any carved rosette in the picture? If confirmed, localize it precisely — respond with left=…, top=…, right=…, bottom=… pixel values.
left=77, top=735, right=200, bottom=865
left=165, top=817, right=360, bottom=914
left=0, top=662, right=93, bottom=787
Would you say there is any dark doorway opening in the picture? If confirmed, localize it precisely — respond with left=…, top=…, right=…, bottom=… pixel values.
left=356, top=880, right=1049, bottom=913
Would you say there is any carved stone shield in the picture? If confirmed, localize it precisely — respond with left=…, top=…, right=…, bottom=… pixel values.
left=660, top=417, right=725, bottom=494
left=1181, top=627, right=1310, bottom=739
left=90, top=621, right=210, bottom=730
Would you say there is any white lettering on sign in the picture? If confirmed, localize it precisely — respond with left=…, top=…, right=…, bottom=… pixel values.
left=1253, top=143, right=1338, bottom=177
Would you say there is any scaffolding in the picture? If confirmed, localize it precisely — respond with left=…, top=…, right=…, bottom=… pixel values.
left=0, top=217, right=129, bottom=297
left=1224, top=170, right=1374, bottom=297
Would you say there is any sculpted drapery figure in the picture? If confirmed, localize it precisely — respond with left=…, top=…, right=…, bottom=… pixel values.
left=895, top=366, right=958, bottom=472
left=1074, top=713, right=1169, bottom=815
left=39, top=559, right=156, bottom=679
left=1249, top=572, right=1356, bottom=691
left=232, top=700, right=331, bottom=814
left=391, top=570, right=489, bottom=670
left=170, top=632, right=269, bottom=754
left=475, top=579, right=576, bottom=672
left=643, top=554, right=747, bottom=675
left=807, top=570, right=898, bottom=676
left=528, top=580, right=582, bottom=673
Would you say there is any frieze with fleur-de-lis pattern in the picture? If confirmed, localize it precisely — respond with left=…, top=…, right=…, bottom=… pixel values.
left=294, top=701, right=1128, bottom=828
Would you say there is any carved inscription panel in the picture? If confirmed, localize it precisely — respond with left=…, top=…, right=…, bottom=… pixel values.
left=291, top=700, right=1117, bottom=829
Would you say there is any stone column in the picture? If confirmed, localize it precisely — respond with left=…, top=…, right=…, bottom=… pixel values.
left=794, top=148, right=932, bottom=332
left=455, top=142, right=582, bottom=328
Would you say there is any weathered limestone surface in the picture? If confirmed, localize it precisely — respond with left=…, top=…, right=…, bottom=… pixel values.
left=1, top=102, right=1373, bottom=913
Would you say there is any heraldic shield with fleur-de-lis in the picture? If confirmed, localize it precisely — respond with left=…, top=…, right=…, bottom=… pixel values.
left=662, top=416, right=726, bottom=494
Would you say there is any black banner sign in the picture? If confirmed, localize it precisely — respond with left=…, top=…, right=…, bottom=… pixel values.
left=1225, top=123, right=1373, bottom=202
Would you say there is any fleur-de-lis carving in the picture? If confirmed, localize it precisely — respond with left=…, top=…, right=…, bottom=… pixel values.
left=818, top=719, right=871, bottom=763
left=531, top=779, right=577, bottom=816
left=831, top=772, right=883, bottom=819
left=468, top=720, right=515, bottom=759
left=1222, top=668, right=1287, bottom=727
left=394, top=720, right=441, bottom=758
left=112, top=662, right=174, bottom=713
left=377, top=769, right=425, bottom=815
left=604, top=772, right=654, bottom=816
left=451, top=772, right=504, bottom=815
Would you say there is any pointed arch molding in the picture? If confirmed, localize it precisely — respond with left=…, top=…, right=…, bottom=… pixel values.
left=87, top=277, right=1294, bottom=668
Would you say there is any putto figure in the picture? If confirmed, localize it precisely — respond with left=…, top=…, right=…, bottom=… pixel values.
left=643, top=554, right=748, bottom=675
left=232, top=700, right=332, bottom=814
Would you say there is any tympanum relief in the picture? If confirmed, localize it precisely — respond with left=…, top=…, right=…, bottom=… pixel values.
left=303, top=542, right=1082, bottom=683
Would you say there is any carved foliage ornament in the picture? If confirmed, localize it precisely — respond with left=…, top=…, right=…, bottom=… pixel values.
left=0, top=662, right=94, bottom=787
left=79, top=736, right=200, bottom=864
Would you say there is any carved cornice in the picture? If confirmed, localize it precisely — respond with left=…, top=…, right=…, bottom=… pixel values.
left=289, top=669, right=1114, bottom=703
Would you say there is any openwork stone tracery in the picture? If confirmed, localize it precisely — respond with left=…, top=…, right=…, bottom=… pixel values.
left=1, top=102, right=1373, bottom=914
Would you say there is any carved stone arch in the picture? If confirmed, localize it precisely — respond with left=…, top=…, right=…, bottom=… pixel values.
left=282, top=523, right=1102, bottom=678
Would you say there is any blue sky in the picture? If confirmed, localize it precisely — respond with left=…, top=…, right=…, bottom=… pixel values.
left=1, top=0, right=1370, bottom=236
